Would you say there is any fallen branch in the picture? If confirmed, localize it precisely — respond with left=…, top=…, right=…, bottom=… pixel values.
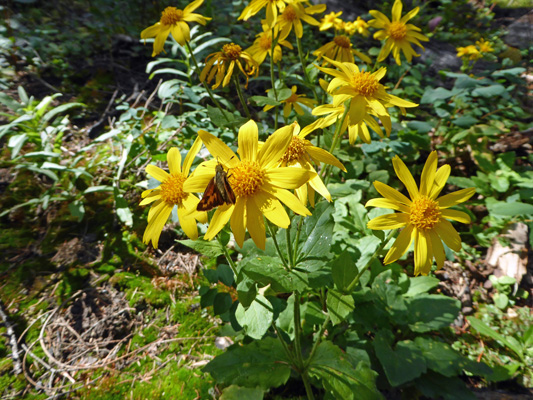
left=0, top=299, right=22, bottom=375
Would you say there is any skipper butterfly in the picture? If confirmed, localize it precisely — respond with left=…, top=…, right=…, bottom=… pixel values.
left=196, top=162, right=236, bottom=211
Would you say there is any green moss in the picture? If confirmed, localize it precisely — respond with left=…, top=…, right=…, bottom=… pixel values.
left=109, top=272, right=171, bottom=308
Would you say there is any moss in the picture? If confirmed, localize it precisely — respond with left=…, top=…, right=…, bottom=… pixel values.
left=109, top=272, right=171, bottom=308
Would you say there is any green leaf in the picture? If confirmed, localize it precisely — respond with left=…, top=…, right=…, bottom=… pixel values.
left=213, top=292, right=233, bottom=316
left=207, top=105, right=248, bottom=129
left=218, top=264, right=235, bottom=287
left=298, top=201, right=335, bottom=260
left=331, top=251, right=358, bottom=293
left=407, top=294, right=460, bottom=332
left=491, top=67, right=525, bottom=77
left=276, top=294, right=295, bottom=340
left=467, top=317, right=523, bottom=360
left=493, top=292, right=509, bottom=309
left=406, top=121, right=433, bottom=134
left=235, top=294, right=273, bottom=339
left=277, top=88, right=293, bottom=101
left=42, top=102, right=83, bottom=124
left=421, top=87, right=454, bottom=104
left=373, top=331, right=426, bottom=386
left=416, top=372, right=476, bottom=400
left=8, top=133, right=28, bottom=159
left=68, top=200, right=85, bottom=222
left=236, top=273, right=257, bottom=308
left=249, top=96, right=281, bottom=107
left=327, top=289, right=355, bottom=325
left=178, top=238, right=224, bottom=258
left=241, top=256, right=309, bottom=293
left=203, top=337, right=291, bottom=389
left=220, top=385, right=264, bottom=400
left=404, top=276, right=440, bottom=297
left=487, top=201, right=533, bottom=216
left=308, top=342, right=382, bottom=400
left=471, top=84, right=505, bottom=98
left=452, top=116, right=479, bottom=128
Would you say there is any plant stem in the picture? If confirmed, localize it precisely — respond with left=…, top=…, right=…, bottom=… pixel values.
left=233, top=75, right=251, bottom=119
left=291, top=215, right=304, bottom=265
left=216, top=234, right=238, bottom=277
left=293, top=292, right=314, bottom=400
left=345, top=229, right=396, bottom=293
left=296, top=35, right=317, bottom=102
left=185, top=41, right=237, bottom=135
left=304, top=314, right=330, bottom=369
left=266, top=221, right=290, bottom=270
left=323, top=104, right=349, bottom=186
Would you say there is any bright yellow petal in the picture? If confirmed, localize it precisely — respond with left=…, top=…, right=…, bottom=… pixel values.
left=143, top=203, right=172, bottom=248
left=246, top=198, right=266, bottom=250
left=230, top=197, right=246, bottom=247
left=373, top=181, right=412, bottom=206
left=197, top=130, right=239, bottom=167
left=392, top=155, right=418, bottom=200
left=146, top=164, right=169, bottom=183
left=204, top=204, right=234, bottom=240
left=435, top=219, right=462, bottom=251
left=383, top=224, right=414, bottom=264
left=265, top=168, right=314, bottom=189
left=428, top=229, right=445, bottom=270
left=367, top=213, right=409, bottom=230
left=178, top=207, right=199, bottom=240
left=141, top=23, right=161, bottom=39
left=263, top=183, right=311, bottom=216
left=257, top=125, right=293, bottom=169
left=419, top=151, right=437, bottom=196
left=238, top=120, right=258, bottom=162
left=441, top=209, right=471, bottom=224
left=253, top=190, right=290, bottom=228
left=184, top=0, right=204, bottom=13
left=305, top=145, right=346, bottom=172
left=414, top=229, right=430, bottom=276
left=365, top=198, right=410, bottom=213
left=438, top=188, right=476, bottom=209
left=429, top=164, right=451, bottom=199
left=167, top=147, right=182, bottom=175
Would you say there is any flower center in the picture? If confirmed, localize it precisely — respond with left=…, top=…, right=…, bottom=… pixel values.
left=333, top=35, right=351, bottom=49
left=223, top=43, right=243, bottom=60
left=388, top=21, right=407, bottom=40
left=228, top=161, right=265, bottom=197
left=258, top=34, right=272, bottom=51
left=160, top=173, right=188, bottom=205
left=409, top=196, right=441, bottom=230
left=351, top=71, right=379, bottom=97
left=282, top=5, right=297, bottom=22
left=286, top=93, right=299, bottom=103
left=161, top=7, right=183, bottom=26
left=280, top=136, right=307, bottom=164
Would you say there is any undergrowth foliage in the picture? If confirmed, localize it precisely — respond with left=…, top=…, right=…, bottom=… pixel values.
left=1, top=0, right=531, bottom=398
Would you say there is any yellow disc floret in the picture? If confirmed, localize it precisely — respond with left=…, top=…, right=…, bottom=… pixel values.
left=282, top=5, right=297, bottom=22
left=280, top=136, right=307, bottom=164
left=223, top=43, right=243, bottom=59
left=333, top=35, right=351, bottom=49
left=409, top=196, right=441, bottom=230
left=388, top=21, right=407, bottom=40
left=229, top=161, right=265, bottom=197
left=259, top=35, right=272, bottom=51
left=160, top=173, right=187, bottom=205
left=352, top=71, right=380, bottom=97
left=161, top=7, right=183, bottom=25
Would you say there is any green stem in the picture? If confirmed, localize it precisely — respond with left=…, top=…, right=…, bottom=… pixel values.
left=323, top=104, right=350, bottom=186
left=272, top=322, right=295, bottom=360
left=293, top=292, right=314, bottom=400
left=266, top=221, right=290, bottom=270
left=292, top=215, right=304, bottom=265
left=234, top=75, right=251, bottom=119
left=304, top=314, right=330, bottom=369
left=345, top=229, right=396, bottom=293
left=286, top=220, right=293, bottom=268
left=301, top=371, right=315, bottom=400
left=186, top=41, right=237, bottom=135
left=216, top=234, right=238, bottom=277
left=296, top=35, right=318, bottom=102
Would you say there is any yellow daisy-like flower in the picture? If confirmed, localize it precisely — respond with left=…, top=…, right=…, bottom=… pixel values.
left=351, top=17, right=370, bottom=37
left=319, top=11, right=343, bottom=31
left=140, top=1, right=211, bottom=57
left=456, top=45, right=481, bottom=60
left=366, top=151, right=476, bottom=276
left=238, top=0, right=287, bottom=27
left=140, top=139, right=207, bottom=248
left=183, top=121, right=314, bottom=250
left=279, top=122, right=346, bottom=206
left=246, top=22, right=293, bottom=65
left=277, top=2, right=326, bottom=39
left=263, top=86, right=316, bottom=119
left=301, top=104, right=384, bottom=145
left=476, top=38, right=494, bottom=54
left=200, top=43, right=259, bottom=89
left=316, top=57, right=417, bottom=138
left=368, top=0, right=429, bottom=65
left=314, top=35, right=371, bottom=65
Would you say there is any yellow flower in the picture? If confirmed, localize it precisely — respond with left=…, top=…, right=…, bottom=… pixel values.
left=319, top=11, right=343, bottom=31
left=351, top=17, right=370, bottom=37
left=200, top=43, right=258, bottom=89
left=140, top=139, right=207, bottom=248
left=368, top=0, right=429, bottom=65
left=476, top=38, right=494, bottom=53
left=333, top=18, right=345, bottom=32
left=301, top=104, right=384, bottom=145
left=314, top=35, right=371, bottom=65
left=456, top=45, right=481, bottom=60
left=246, top=22, right=293, bottom=65
left=316, top=57, right=417, bottom=139
left=279, top=122, right=346, bottom=206
left=183, top=121, right=314, bottom=250
left=366, top=151, right=475, bottom=276
left=140, top=1, right=211, bottom=56
left=263, top=86, right=316, bottom=119
left=277, top=2, right=326, bottom=38
left=238, top=0, right=288, bottom=27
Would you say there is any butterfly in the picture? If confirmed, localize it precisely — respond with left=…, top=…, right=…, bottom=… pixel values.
left=196, top=162, right=236, bottom=211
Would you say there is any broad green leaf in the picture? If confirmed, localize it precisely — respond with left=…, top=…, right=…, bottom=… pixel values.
left=217, top=264, right=235, bottom=286
left=213, top=292, right=233, bottom=316
left=8, top=133, right=27, bottom=159
left=471, top=84, right=505, bottom=98
left=416, top=372, right=476, bottom=400
left=493, top=292, right=509, bottom=309
left=331, top=251, right=358, bottom=293
left=487, top=201, right=533, bottom=216
left=308, top=342, right=381, bottom=400
left=373, top=331, right=426, bottom=386
left=276, top=294, right=295, bottom=340
left=235, top=294, right=273, bottom=339
left=407, top=294, right=460, bottom=332
left=249, top=96, right=281, bottom=107
left=220, top=385, right=264, bottom=400
left=241, top=256, right=309, bottom=293
left=298, top=201, right=335, bottom=260
left=452, top=115, right=479, bottom=128
left=207, top=104, right=248, bottom=129
left=236, top=272, right=257, bottom=308
left=404, top=276, right=440, bottom=297
left=406, top=121, right=433, bottom=134
left=327, top=289, right=354, bottom=325
left=467, top=317, right=523, bottom=360
left=68, top=200, right=85, bottom=222
left=178, top=238, right=224, bottom=258
left=421, top=87, right=454, bottom=104
left=42, top=102, right=83, bottom=124
left=203, top=337, right=291, bottom=389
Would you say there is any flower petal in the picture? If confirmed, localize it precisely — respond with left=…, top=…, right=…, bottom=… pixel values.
left=263, top=183, right=311, bottom=216
left=254, top=190, right=290, bottom=228
left=438, top=188, right=476, bottom=209
left=197, top=130, right=239, bottom=167
left=435, top=219, right=462, bottom=251
left=441, top=209, right=471, bottom=224
left=373, top=181, right=412, bottom=206
left=414, top=229, right=431, bottom=276
left=246, top=198, right=266, bottom=250
left=167, top=147, right=182, bottom=175
left=419, top=151, right=437, bottom=196
left=238, top=120, right=258, bottom=162
left=365, top=197, right=410, bottom=213
left=392, top=155, right=418, bottom=200
left=183, top=136, right=203, bottom=176
left=230, top=197, right=247, bottom=247
left=367, top=213, right=409, bottom=230
left=258, top=125, right=293, bottom=169
left=428, top=229, right=445, bottom=270
left=146, top=164, right=169, bottom=183
left=178, top=207, right=199, bottom=240
left=305, top=145, right=346, bottom=172
left=383, top=224, right=414, bottom=264
left=143, top=203, right=172, bottom=248
left=204, top=204, right=234, bottom=240
left=265, top=168, right=314, bottom=189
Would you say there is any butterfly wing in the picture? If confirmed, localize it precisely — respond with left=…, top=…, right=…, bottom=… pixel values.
left=197, top=177, right=225, bottom=211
